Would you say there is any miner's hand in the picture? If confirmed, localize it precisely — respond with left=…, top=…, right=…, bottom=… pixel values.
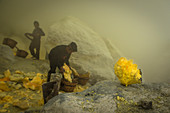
left=59, top=67, right=65, bottom=73
left=25, top=33, right=33, bottom=41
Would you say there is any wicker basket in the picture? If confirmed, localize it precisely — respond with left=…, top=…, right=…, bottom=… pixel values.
left=60, top=79, right=78, bottom=92
left=78, top=72, right=90, bottom=85
left=3, top=38, right=17, bottom=49
left=16, top=50, right=28, bottom=58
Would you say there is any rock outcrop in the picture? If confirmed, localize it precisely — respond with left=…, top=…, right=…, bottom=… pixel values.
left=0, top=44, right=49, bottom=74
left=45, top=16, right=121, bottom=84
left=42, top=80, right=170, bottom=113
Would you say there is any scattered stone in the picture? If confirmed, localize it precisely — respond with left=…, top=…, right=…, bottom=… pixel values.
left=0, top=92, right=7, bottom=99
left=15, top=84, right=22, bottom=90
left=13, top=101, right=30, bottom=110
left=138, top=100, right=153, bottom=110
left=24, top=73, right=36, bottom=80
left=9, top=74, right=24, bottom=82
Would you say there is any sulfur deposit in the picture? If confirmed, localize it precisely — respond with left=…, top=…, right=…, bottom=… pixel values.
left=0, top=69, right=47, bottom=113
left=114, top=57, right=142, bottom=86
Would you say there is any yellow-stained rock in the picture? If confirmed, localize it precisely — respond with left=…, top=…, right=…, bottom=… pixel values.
left=0, top=81, right=10, bottom=91
left=0, top=77, right=10, bottom=82
left=71, top=67, right=79, bottom=77
left=14, top=70, right=24, bottom=75
left=9, top=74, right=24, bottom=82
left=4, top=69, right=11, bottom=78
left=0, top=95, right=13, bottom=104
left=23, top=75, right=44, bottom=90
left=73, top=85, right=89, bottom=92
left=0, top=109, right=7, bottom=113
left=13, top=101, right=30, bottom=110
left=3, top=103, right=10, bottom=109
left=36, top=73, right=43, bottom=77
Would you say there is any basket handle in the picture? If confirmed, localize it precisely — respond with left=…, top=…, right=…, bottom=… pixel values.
left=15, top=46, right=20, bottom=50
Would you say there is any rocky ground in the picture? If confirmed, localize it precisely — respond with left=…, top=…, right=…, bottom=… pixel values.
left=42, top=80, right=170, bottom=113
left=0, top=16, right=169, bottom=113
left=0, top=44, right=169, bottom=113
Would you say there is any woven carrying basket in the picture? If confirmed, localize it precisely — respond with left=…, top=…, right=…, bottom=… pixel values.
left=3, top=38, right=17, bottom=49
left=77, top=73, right=90, bottom=85
left=60, top=79, right=78, bottom=92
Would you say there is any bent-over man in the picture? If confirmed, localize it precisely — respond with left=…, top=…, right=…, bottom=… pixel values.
left=47, top=42, right=77, bottom=82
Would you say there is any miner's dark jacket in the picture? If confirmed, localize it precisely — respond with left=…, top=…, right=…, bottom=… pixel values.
left=49, top=45, right=71, bottom=70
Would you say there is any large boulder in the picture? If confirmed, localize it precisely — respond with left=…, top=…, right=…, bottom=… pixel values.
left=0, top=44, right=49, bottom=74
left=45, top=16, right=121, bottom=84
left=0, top=44, right=15, bottom=72
left=41, top=80, right=170, bottom=113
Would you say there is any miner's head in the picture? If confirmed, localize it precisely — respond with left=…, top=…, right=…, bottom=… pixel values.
left=67, top=42, right=77, bottom=54
left=34, top=21, right=39, bottom=28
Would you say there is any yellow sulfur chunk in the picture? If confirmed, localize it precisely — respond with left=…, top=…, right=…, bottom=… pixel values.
left=3, top=103, right=9, bottom=109
left=71, top=67, right=79, bottom=77
left=114, top=57, right=142, bottom=86
left=73, top=85, right=88, bottom=92
left=15, top=70, right=24, bottom=74
left=36, top=73, right=43, bottom=77
left=0, top=81, right=10, bottom=91
left=63, top=63, right=72, bottom=83
left=23, top=74, right=44, bottom=90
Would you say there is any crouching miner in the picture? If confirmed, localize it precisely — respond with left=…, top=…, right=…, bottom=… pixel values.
left=43, top=42, right=77, bottom=104
left=47, top=42, right=77, bottom=82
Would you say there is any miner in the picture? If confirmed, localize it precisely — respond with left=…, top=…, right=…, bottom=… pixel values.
left=25, top=21, right=45, bottom=60
left=47, top=42, right=77, bottom=82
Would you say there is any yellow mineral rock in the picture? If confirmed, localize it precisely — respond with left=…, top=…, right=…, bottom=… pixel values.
left=0, top=77, right=10, bottom=82
left=0, top=109, right=7, bottom=113
left=116, top=96, right=125, bottom=101
left=13, top=101, right=30, bottom=110
left=36, top=73, right=43, bottom=77
left=23, top=74, right=44, bottom=90
left=0, top=81, right=10, bottom=91
left=14, top=70, right=24, bottom=74
left=31, top=76, right=43, bottom=85
left=114, top=57, right=142, bottom=86
left=71, top=67, right=79, bottom=77
left=63, top=63, right=72, bottom=83
left=3, top=103, right=9, bottom=109
left=4, top=69, right=11, bottom=78
left=0, top=95, right=13, bottom=104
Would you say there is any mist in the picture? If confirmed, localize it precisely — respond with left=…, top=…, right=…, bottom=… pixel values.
left=0, top=0, right=169, bottom=83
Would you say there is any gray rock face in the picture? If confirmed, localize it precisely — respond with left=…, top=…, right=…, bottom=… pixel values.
left=42, top=80, right=170, bottom=113
left=0, top=44, right=15, bottom=72
left=0, top=44, right=49, bottom=74
left=45, top=16, right=120, bottom=84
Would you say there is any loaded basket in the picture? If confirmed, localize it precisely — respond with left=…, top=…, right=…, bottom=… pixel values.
left=60, top=78, right=78, bottom=92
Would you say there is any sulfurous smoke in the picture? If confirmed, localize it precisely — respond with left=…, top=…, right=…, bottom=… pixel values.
left=0, top=0, right=169, bottom=83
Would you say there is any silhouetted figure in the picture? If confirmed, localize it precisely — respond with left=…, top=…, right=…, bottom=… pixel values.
left=25, top=21, right=45, bottom=60
left=47, top=42, right=78, bottom=82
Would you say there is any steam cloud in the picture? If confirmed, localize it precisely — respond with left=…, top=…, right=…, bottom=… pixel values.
left=0, top=0, right=169, bottom=83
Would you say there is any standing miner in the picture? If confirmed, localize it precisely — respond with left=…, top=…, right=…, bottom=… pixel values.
left=25, top=21, right=45, bottom=60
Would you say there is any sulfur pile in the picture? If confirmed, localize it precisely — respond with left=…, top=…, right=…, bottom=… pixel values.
left=0, top=66, right=90, bottom=112
left=0, top=69, right=47, bottom=112
left=114, top=57, right=142, bottom=86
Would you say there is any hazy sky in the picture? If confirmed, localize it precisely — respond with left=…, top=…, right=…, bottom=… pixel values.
left=0, top=0, right=169, bottom=83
